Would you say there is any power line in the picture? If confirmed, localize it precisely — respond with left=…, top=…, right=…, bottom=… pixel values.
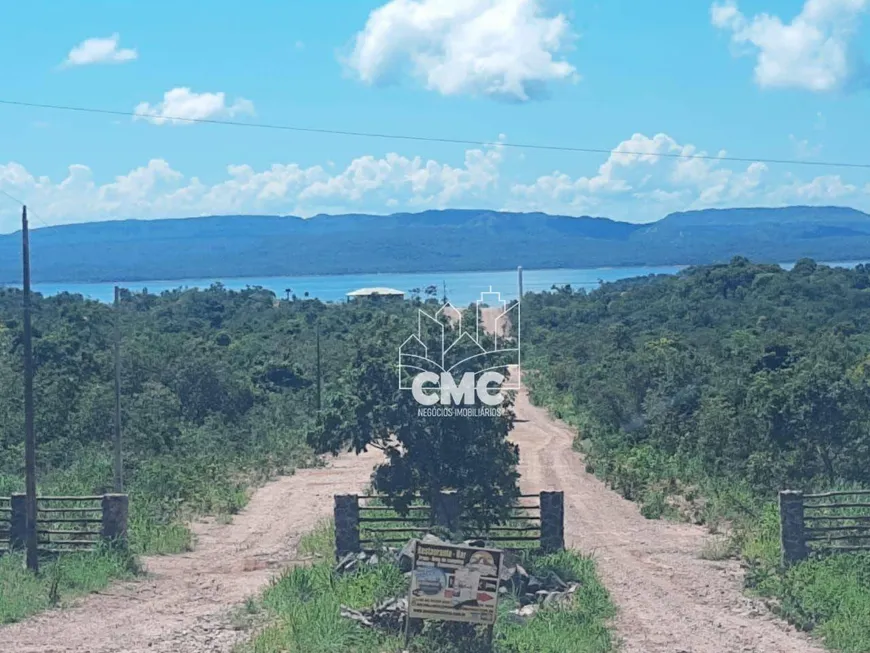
left=1, top=98, right=869, bottom=170
left=0, top=188, right=26, bottom=208
left=0, top=188, right=52, bottom=229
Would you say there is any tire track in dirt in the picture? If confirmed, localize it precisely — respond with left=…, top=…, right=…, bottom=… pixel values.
left=1, top=449, right=381, bottom=653
left=511, top=387, right=826, bottom=653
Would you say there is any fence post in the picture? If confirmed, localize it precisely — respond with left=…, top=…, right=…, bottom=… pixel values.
left=10, top=494, right=26, bottom=552
left=102, top=494, right=129, bottom=547
left=433, top=491, right=462, bottom=534
left=540, top=491, right=565, bottom=553
left=334, top=494, right=360, bottom=560
left=779, top=490, right=808, bottom=565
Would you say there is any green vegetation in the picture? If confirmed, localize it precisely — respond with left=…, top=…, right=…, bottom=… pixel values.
left=521, top=257, right=870, bottom=651
left=0, top=547, right=138, bottom=624
left=0, top=284, right=422, bottom=621
left=309, top=305, right=521, bottom=528
left=242, top=522, right=615, bottom=653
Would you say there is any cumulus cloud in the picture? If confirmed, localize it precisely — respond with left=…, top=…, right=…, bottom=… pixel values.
left=63, top=34, right=137, bottom=67
left=133, top=88, right=255, bottom=125
left=347, top=0, right=577, bottom=101
left=0, top=142, right=505, bottom=232
left=711, top=0, right=870, bottom=92
left=1, top=134, right=866, bottom=231
left=508, top=132, right=862, bottom=220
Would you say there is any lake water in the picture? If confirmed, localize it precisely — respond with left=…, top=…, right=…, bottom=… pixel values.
left=21, top=260, right=870, bottom=307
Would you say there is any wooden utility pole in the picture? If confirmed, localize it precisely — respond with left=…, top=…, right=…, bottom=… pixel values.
left=21, top=206, right=38, bottom=572
left=517, top=265, right=523, bottom=299
left=517, top=266, right=522, bottom=389
left=113, top=286, right=123, bottom=492
left=315, top=321, right=322, bottom=412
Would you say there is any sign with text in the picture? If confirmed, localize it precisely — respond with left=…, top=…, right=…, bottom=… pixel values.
left=408, top=541, right=503, bottom=625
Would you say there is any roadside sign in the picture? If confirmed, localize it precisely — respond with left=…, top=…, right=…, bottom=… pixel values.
left=407, top=541, right=503, bottom=625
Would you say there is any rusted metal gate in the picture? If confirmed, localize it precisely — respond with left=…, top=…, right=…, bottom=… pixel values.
left=780, top=489, right=870, bottom=564
left=335, top=491, right=564, bottom=559
left=36, top=496, right=106, bottom=553
left=0, top=496, right=10, bottom=552
left=0, top=494, right=128, bottom=556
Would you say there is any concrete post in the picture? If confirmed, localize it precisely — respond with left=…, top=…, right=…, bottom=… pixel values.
left=334, top=494, right=360, bottom=559
left=10, top=493, right=26, bottom=552
left=540, top=491, right=565, bottom=553
left=102, top=494, right=129, bottom=546
left=780, top=490, right=808, bottom=565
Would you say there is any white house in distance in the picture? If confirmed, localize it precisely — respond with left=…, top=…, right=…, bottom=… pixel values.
left=346, top=287, right=405, bottom=302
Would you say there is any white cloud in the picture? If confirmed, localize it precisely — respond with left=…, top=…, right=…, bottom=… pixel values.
left=133, top=88, right=255, bottom=126
left=347, top=0, right=577, bottom=101
left=711, top=0, right=870, bottom=92
left=63, top=34, right=137, bottom=67
left=0, top=142, right=504, bottom=232
left=770, top=174, right=858, bottom=202
left=508, top=131, right=860, bottom=220
left=0, top=134, right=865, bottom=231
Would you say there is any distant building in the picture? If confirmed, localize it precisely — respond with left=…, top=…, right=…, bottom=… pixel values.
left=346, top=287, right=405, bottom=302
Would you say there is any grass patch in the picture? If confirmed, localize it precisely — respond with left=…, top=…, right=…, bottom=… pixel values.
left=0, top=547, right=138, bottom=624
left=699, top=536, right=733, bottom=561
left=0, top=444, right=313, bottom=626
left=738, top=505, right=870, bottom=653
left=242, top=523, right=615, bottom=653
left=527, top=373, right=870, bottom=653
left=298, top=520, right=335, bottom=559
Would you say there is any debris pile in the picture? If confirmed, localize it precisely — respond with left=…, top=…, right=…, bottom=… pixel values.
left=334, top=550, right=391, bottom=574
left=337, top=535, right=581, bottom=632
left=340, top=597, right=408, bottom=632
left=498, top=553, right=581, bottom=623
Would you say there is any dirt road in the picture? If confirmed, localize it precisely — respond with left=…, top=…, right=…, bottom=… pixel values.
left=3, top=360, right=827, bottom=652
left=511, top=388, right=825, bottom=653
left=1, top=448, right=381, bottom=653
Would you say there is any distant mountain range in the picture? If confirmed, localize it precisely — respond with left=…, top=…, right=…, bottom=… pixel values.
left=1, top=206, right=870, bottom=284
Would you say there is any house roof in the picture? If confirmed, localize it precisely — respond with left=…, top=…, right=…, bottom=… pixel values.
left=346, top=287, right=405, bottom=297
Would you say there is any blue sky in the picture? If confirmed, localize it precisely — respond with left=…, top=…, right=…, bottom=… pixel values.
left=0, top=0, right=869, bottom=233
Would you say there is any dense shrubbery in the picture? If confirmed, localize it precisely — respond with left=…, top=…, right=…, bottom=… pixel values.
left=523, top=257, right=870, bottom=499
left=521, top=257, right=870, bottom=650
left=0, top=285, right=424, bottom=553
left=0, top=284, right=524, bottom=623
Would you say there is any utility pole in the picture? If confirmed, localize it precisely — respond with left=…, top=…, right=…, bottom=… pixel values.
left=21, top=206, right=38, bottom=572
left=517, top=266, right=523, bottom=390
left=113, top=286, right=123, bottom=493
left=315, top=321, right=322, bottom=412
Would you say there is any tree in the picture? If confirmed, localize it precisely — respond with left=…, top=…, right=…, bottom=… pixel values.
left=309, top=341, right=520, bottom=532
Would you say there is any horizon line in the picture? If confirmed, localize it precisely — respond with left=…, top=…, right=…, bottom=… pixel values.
left=1, top=203, right=866, bottom=236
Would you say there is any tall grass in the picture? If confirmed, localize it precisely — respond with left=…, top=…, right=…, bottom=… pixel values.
left=528, top=375, right=870, bottom=653
left=0, top=547, right=138, bottom=624
left=737, top=504, right=870, bottom=653
left=242, top=522, right=615, bottom=653
left=0, top=440, right=312, bottom=625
